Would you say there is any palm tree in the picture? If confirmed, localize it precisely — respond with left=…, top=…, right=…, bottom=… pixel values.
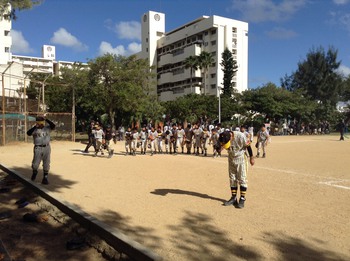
left=184, top=56, right=199, bottom=93
left=198, top=51, right=214, bottom=95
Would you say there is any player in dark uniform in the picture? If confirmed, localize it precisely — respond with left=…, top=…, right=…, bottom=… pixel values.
left=83, top=120, right=96, bottom=153
left=104, top=125, right=116, bottom=158
left=27, top=116, right=56, bottom=185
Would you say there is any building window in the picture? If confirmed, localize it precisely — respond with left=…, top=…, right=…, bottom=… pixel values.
left=211, top=29, right=217, bottom=35
left=146, top=38, right=148, bottom=43
left=204, top=42, right=208, bottom=46
left=211, top=73, right=216, bottom=78
left=205, top=31, right=208, bottom=36
left=211, top=51, right=216, bottom=56
left=4, top=30, right=10, bottom=36
left=5, top=47, right=10, bottom=53
left=211, top=84, right=216, bottom=89
left=211, top=40, right=216, bottom=46
left=146, top=48, right=148, bottom=52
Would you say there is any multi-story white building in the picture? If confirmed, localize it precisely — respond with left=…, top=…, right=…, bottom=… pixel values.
left=0, top=5, right=11, bottom=65
left=138, top=11, right=248, bottom=101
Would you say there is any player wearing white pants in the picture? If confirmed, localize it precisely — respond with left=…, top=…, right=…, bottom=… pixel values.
left=256, top=124, right=270, bottom=158
left=139, top=127, right=148, bottom=155
left=27, top=116, right=56, bottom=185
left=220, top=131, right=254, bottom=209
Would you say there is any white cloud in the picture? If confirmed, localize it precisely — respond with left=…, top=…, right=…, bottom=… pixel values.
left=230, top=0, right=307, bottom=22
left=329, top=11, right=350, bottom=33
left=127, top=42, right=142, bottom=53
left=266, top=27, right=298, bottom=39
left=98, top=41, right=141, bottom=56
left=50, top=28, right=88, bottom=51
left=333, top=0, right=349, bottom=5
left=112, top=21, right=141, bottom=41
left=339, top=13, right=350, bottom=31
left=337, top=64, right=350, bottom=77
left=11, top=30, right=33, bottom=54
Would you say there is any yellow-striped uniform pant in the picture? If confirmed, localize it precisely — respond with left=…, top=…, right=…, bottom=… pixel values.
left=228, top=152, right=248, bottom=188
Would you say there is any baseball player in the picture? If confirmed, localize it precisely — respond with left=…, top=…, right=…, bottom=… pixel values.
left=184, top=124, right=193, bottom=154
left=92, top=124, right=105, bottom=157
left=192, top=124, right=202, bottom=156
left=84, top=120, right=96, bottom=153
left=156, top=127, right=163, bottom=154
left=139, top=126, right=148, bottom=155
left=26, top=116, right=56, bottom=185
left=130, top=128, right=139, bottom=156
left=170, top=123, right=178, bottom=154
left=210, top=128, right=220, bottom=157
left=148, top=127, right=157, bottom=156
left=176, top=124, right=185, bottom=154
left=201, top=127, right=210, bottom=156
left=124, top=127, right=132, bottom=155
left=220, top=130, right=254, bottom=209
left=104, top=124, right=116, bottom=158
left=256, top=124, right=270, bottom=158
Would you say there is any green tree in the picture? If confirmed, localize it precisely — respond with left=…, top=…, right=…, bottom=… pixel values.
left=198, top=51, right=214, bottom=95
left=184, top=55, right=199, bottom=93
left=0, top=0, right=41, bottom=20
left=241, top=82, right=318, bottom=124
left=281, top=46, right=342, bottom=106
left=220, top=48, right=238, bottom=97
left=340, top=75, right=350, bottom=101
left=163, top=94, right=218, bottom=124
left=45, top=64, right=90, bottom=124
left=88, top=54, right=153, bottom=128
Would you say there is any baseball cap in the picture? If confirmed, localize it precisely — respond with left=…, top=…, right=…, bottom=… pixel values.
left=219, top=131, right=231, bottom=150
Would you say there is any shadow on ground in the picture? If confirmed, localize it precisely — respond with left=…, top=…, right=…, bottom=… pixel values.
left=97, top=209, right=162, bottom=251
left=263, top=231, right=349, bottom=261
left=151, top=188, right=225, bottom=203
left=167, top=211, right=349, bottom=261
left=0, top=172, right=108, bottom=261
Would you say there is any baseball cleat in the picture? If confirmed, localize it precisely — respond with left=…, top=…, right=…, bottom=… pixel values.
left=41, top=177, right=49, bottom=185
left=236, top=198, right=245, bottom=209
left=223, top=196, right=238, bottom=206
left=31, top=172, right=37, bottom=181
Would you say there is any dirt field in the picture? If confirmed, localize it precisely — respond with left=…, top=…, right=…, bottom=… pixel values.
left=1, top=134, right=349, bottom=260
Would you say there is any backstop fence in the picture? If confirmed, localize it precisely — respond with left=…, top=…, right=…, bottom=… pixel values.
left=1, top=96, right=73, bottom=146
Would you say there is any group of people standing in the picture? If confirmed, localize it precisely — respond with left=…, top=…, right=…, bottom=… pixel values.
left=83, top=120, right=117, bottom=158
left=82, top=120, right=270, bottom=160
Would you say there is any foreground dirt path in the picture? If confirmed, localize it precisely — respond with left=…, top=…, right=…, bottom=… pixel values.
left=1, top=135, right=349, bottom=260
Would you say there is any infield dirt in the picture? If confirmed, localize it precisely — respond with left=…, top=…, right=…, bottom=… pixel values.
left=1, top=135, right=349, bottom=260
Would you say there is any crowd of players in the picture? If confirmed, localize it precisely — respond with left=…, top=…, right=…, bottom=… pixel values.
left=83, top=120, right=270, bottom=159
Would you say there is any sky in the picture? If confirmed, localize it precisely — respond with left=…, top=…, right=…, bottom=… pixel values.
left=10, top=0, right=350, bottom=89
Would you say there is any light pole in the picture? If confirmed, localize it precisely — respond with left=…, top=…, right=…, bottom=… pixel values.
left=41, top=74, right=51, bottom=113
left=1, top=62, right=14, bottom=145
left=217, top=86, right=222, bottom=123
left=23, top=68, right=35, bottom=142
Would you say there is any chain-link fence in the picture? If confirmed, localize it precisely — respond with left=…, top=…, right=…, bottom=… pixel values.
left=1, top=96, right=73, bottom=146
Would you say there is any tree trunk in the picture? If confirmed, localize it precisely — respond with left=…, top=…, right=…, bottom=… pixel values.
left=109, top=108, right=116, bottom=131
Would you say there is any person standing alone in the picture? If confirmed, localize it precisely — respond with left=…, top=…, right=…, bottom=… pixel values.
left=220, top=130, right=255, bottom=208
left=27, top=115, right=56, bottom=185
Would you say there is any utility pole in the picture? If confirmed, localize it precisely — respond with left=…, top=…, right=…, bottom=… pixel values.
left=1, top=62, right=14, bottom=145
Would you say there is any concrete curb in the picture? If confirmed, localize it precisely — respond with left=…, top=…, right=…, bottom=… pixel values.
left=0, top=164, right=162, bottom=261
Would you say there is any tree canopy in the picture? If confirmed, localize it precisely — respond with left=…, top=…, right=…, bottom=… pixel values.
left=281, top=46, right=342, bottom=106
left=221, top=48, right=238, bottom=97
left=0, top=0, right=41, bottom=20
